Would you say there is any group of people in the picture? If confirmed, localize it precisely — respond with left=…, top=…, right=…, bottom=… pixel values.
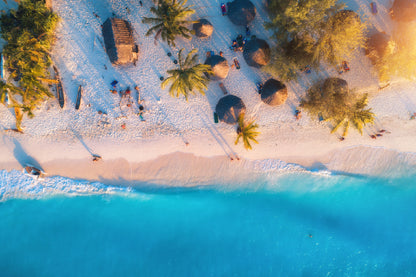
left=338, top=61, right=350, bottom=74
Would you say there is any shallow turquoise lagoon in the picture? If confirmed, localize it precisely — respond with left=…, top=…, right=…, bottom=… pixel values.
left=1, top=173, right=416, bottom=276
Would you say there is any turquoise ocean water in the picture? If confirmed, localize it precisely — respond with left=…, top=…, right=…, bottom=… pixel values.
left=1, top=171, right=416, bottom=276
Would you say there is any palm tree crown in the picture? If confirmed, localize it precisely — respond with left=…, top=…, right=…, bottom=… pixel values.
left=142, top=0, right=195, bottom=47
left=329, top=94, right=374, bottom=136
left=161, top=48, right=212, bottom=100
left=301, top=81, right=375, bottom=137
left=235, top=114, right=260, bottom=150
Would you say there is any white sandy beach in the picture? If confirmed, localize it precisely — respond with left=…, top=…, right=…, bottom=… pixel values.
left=1, top=0, right=416, bottom=186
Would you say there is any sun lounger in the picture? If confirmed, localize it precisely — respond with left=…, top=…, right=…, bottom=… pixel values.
left=214, top=112, right=219, bottom=123
left=219, top=83, right=228, bottom=95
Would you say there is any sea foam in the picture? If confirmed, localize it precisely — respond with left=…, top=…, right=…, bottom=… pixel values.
left=0, top=170, right=132, bottom=202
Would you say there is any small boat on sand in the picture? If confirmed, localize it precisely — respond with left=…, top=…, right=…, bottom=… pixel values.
left=23, top=165, right=46, bottom=179
left=75, top=85, right=82, bottom=110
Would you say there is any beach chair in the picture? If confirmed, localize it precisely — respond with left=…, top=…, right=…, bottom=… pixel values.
left=219, top=83, right=228, bottom=95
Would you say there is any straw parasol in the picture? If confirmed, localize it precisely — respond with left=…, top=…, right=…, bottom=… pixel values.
left=227, top=0, right=256, bottom=26
left=323, top=78, right=348, bottom=97
left=391, top=0, right=416, bottom=22
left=205, top=55, right=229, bottom=80
left=193, top=19, right=213, bottom=38
left=261, top=79, right=288, bottom=106
left=243, top=38, right=271, bottom=68
left=216, top=95, right=246, bottom=124
left=102, top=18, right=139, bottom=65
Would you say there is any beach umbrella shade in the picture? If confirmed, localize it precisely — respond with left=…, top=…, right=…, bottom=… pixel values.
left=193, top=19, right=213, bottom=38
left=323, top=77, right=349, bottom=97
left=205, top=55, right=229, bottom=80
left=215, top=95, right=246, bottom=124
left=261, top=79, right=288, bottom=106
left=227, top=0, right=256, bottom=26
left=365, top=32, right=392, bottom=65
left=391, top=0, right=416, bottom=22
left=243, top=38, right=271, bottom=68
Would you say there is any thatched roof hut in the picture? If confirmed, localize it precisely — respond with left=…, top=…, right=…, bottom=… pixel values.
left=329, top=10, right=361, bottom=26
left=323, top=78, right=348, bottom=96
left=193, top=19, right=213, bottom=38
left=365, top=32, right=392, bottom=65
left=261, top=79, right=288, bottom=106
left=216, top=95, right=246, bottom=124
left=243, top=38, right=271, bottom=68
left=227, top=0, right=256, bottom=26
left=205, top=55, right=229, bottom=80
left=391, top=0, right=416, bottom=22
left=102, top=18, right=139, bottom=65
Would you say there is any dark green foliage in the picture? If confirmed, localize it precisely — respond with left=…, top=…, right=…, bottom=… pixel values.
left=301, top=79, right=375, bottom=136
left=0, top=0, right=58, bottom=130
left=265, top=0, right=366, bottom=80
left=316, top=10, right=367, bottom=65
left=142, top=0, right=194, bottom=47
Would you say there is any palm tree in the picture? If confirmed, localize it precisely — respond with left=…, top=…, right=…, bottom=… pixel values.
left=301, top=80, right=375, bottom=137
left=142, top=0, right=195, bottom=47
left=235, top=114, right=260, bottom=150
left=161, top=48, right=212, bottom=100
left=330, top=94, right=374, bottom=137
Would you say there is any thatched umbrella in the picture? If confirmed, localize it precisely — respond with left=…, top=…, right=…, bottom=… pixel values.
left=261, top=79, right=288, bottom=106
left=205, top=55, right=229, bottom=80
left=391, top=0, right=416, bottom=22
left=365, top=32, right=392, bottom=65
left=323, top=78, right=348, bottom=97
left=216, top=95, right=246, bottom=124
left=193, top=19, right=213, bottom=38
left=243, top=38, right=271, bottom=68
left=227, top=0, right=256, bottom=26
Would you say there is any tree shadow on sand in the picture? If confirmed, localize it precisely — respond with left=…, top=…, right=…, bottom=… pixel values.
left=12, top=138, right=43, bottom=170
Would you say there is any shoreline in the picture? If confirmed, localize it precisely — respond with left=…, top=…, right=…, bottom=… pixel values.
left=1, top=143, right=416, bottom=188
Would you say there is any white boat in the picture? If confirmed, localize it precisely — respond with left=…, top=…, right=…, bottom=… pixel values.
left=23, top=165, right=46, bottom=180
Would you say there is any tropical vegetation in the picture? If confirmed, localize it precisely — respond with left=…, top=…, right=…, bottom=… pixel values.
left=142, top=0, right=195, bottom=47
left=367, top=23, right=416, bottom=82
left=161, top=48, right=212, bottom=100
left=300, top=80, right=375, bottom=137
left=0, top=0, right=58, bottom=131
left=264, top=0, right=367, bottom=81
left=235, top=114, right=260, bottom=150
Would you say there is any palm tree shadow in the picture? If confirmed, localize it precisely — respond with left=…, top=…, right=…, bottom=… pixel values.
left=71, top=129, right=96, bottom=156
left=12, top=138, right=43, bottom=170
